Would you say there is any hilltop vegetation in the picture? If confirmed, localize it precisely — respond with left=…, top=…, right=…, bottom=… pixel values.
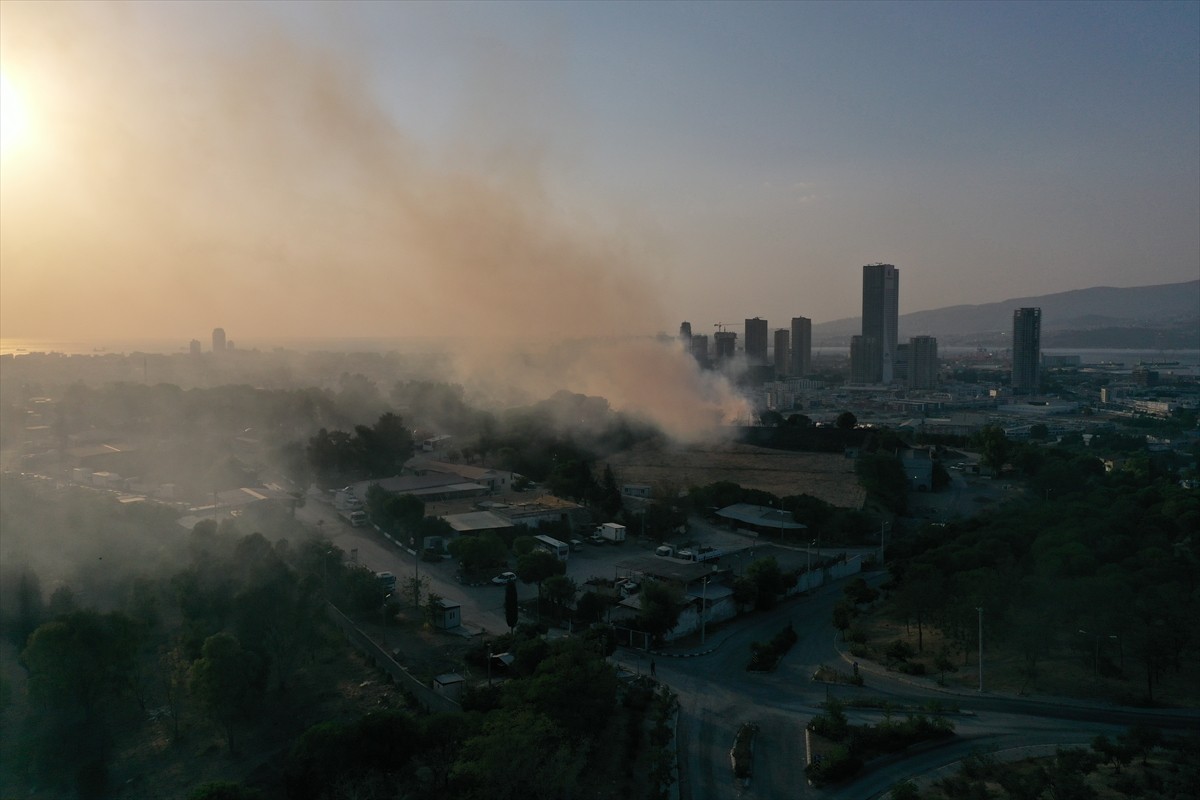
left=851, top=433, right=1200, bottom=706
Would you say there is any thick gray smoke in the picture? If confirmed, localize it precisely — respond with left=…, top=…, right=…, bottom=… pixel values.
left=0, top=3, right=750, bottom=440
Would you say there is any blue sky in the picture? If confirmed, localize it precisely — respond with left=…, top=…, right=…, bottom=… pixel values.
left=1, top=1, right=1197, bottom=341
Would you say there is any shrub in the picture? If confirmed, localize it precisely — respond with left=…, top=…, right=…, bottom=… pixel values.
left=885, top=639, right=916, bottom=664
left=804, top=746, right=861, bottom=785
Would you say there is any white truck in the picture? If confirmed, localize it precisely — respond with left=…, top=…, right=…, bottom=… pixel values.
left=677, top=545, right=723, bottom=563
left=595, top=522, right=627, bottom=543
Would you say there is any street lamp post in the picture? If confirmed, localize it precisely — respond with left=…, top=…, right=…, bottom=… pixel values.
left=1079, top=630, right=1119, bottom=676
left=412, top=533, right=421, bottom=609
left=977, top=607, right=984, bottom=692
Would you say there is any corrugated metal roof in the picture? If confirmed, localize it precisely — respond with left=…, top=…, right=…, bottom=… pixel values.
left=716, top=503, right=808, bottom=530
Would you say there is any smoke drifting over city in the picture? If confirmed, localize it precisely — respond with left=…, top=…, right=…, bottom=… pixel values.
left=0, top=3, right=751, bottom=438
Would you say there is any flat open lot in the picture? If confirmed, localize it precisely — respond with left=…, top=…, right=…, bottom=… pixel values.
left=604, top=441, right=866, bottom=509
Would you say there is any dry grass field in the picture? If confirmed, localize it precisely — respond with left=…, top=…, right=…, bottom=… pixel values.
left=603, top=440, right=866, bottom=509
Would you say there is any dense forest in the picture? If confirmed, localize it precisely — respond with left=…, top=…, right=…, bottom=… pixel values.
left=0, top=502, right=676, bottom=800
left=880, top=441, right=1199, bottom=704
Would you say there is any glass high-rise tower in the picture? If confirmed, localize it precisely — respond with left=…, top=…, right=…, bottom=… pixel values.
left=858, top=264, right=899, bottom=383
left=1012, top=308, right=1042, bottom=394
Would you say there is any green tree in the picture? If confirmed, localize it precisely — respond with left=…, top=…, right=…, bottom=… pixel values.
left=21, top=610, right=141, bottom=721
left=189, top=633, right=267, bottom=753
left=3, top=568, right=44, bottom=647
left=894, top=562, right=944, bottom=652
left=836, top=411, right=858, bottom=430
left=505, top=580, right=519, bottom=632
left=341, top=567, right=386, bottom=615
left=973, top=425, right=1011, bottom=474
left=424, top=592, right=445, bottom=627
left=855, top=452, right=909, bottom=514
left=833, top=601, right=856, bottom=641
left=541, top=575, right=577, bottom=621
left=745, top=556, right=788, bottom=610
left=452, top=708, right=586, bottom=800
left=187, top=783, right=264, bottom=800
left=759, top=410, right=785, bottom=427
left=450, top=533, right=509, bottom=578
left=575, top=591, right=606, bottom=625
left=233, top=566, right=321, bottom=692
left=593, top=463, right=623, bottom=518
left=637, top=580, right=685, bottom=644
left=516, top=550, right=566, bottom=612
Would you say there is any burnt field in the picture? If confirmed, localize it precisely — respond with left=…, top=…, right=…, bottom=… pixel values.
left=604, top=441, right=866, bottom=509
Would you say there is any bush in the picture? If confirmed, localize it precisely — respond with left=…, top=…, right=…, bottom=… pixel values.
left=897, top=661, right=926, bottom=676
left=885, top=639, right=916, bottom=664
left=804, top=746, right=862, bottom=785
left=746, top=623, right=798, bottom=671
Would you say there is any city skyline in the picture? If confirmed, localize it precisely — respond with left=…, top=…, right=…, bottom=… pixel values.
left=1, top=2, right=1197, bottom=343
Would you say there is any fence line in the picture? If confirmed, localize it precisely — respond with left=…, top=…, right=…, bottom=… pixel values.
left=325, top=603, right=461, bottom=714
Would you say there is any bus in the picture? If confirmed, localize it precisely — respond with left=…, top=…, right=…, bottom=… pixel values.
left=533, top=534, right=569, bottom=562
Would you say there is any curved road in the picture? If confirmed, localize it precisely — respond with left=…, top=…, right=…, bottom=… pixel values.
left=646, top=577, right=1199, bottom=800
left=294, top=495, right=1198, bottom=799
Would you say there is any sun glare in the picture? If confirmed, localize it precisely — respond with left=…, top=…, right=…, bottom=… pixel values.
left=0, top=70, right=31, bottom=156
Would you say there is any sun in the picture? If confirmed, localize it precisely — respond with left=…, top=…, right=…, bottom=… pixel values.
left=0, top=69, right=31, bottom=156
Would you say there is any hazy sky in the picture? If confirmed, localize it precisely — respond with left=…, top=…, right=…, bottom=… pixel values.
left=1, top=0, right=1197, bottom=344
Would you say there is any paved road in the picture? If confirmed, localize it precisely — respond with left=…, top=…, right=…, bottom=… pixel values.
left=295, top=494, right=1200, bottom=799
left=641, top=573, right=1199, bottom=800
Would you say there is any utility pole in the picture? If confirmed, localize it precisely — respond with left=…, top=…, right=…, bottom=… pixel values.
left=700, top=576, right=709, bottom=644
left=412, top=533, right=421, bottom=609
left=977, top=606, right=984, bottom=692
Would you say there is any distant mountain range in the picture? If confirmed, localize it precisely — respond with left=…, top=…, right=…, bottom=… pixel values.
left=813, top=280, right=1200, bottom=349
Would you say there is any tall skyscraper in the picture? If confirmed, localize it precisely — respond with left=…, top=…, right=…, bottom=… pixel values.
left=690, top=334, right=710, bottom=366
left=894, top=343, right=910, bottom=385
left=212, top=327, right=226, bottom=353
left=679, top=321, right=692, bottom=343
left=908, top=335, right=939, bottom=389
left=744, top=318, right=768, bottom=365
left=714, top=331, right=737, bottom=361
left=790, top=316, right=811, bottom=376
left=189, top=339, right=201, bottom=356
left=861, top=263, right=899, bottom=383
left=850, top=335, right=880, bottom=384
left=773, top=329, right=790, bottom=376
left=1012, top=308, right=1042, bottom=394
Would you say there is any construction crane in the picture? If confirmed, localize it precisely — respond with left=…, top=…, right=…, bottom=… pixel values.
left=713, top=322, right=729, bottom=333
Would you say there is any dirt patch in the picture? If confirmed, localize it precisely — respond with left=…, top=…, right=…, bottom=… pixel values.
left=604, top=441, right=866, bottom=508
left=364, top=606, right=482, bottom=685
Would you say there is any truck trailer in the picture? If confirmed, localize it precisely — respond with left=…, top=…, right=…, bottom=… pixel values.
left=595, top=522, right=627, bottom=543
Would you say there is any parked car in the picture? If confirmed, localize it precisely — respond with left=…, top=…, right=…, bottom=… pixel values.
left=491, top=571, right=517, bottom=585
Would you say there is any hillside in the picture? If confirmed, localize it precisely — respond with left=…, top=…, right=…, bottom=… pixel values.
left=813, top=280, right=1200, bottom=346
